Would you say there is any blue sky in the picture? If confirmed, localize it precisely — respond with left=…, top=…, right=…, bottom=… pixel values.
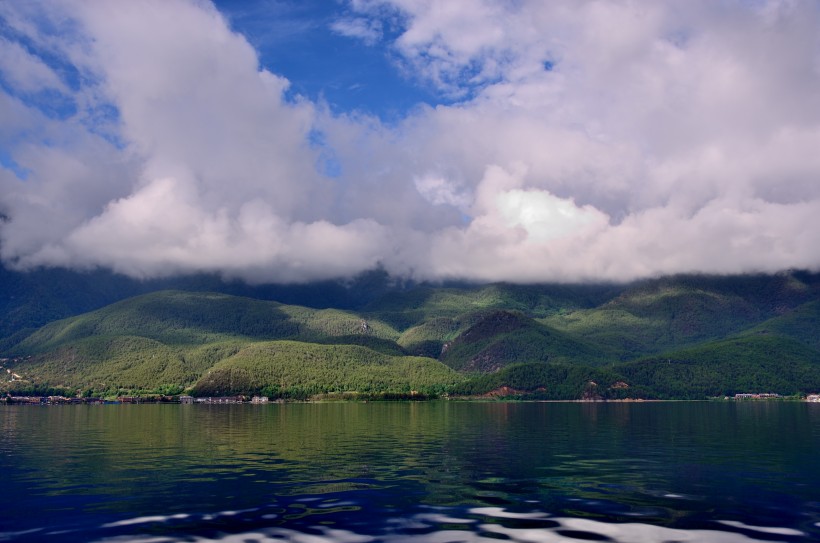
left=214, top=0, right=441, bottom=121
left=1, top=1, right=819, bottom=284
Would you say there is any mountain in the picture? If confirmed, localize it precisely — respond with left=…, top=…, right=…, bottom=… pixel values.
left=541, top=272, right=820, bottom=359
left=740, top=300, right=820, bottom=351
left=190, top=341, right=459, bottom=398
left=617, top=335, right=820, bottom=399
left=0, top=264, right=405, bottom=341
left=11, top=290, right=404, bottom=352
left=2, top=290, right=449, bottom=397
left=3, top=269, right=820, bottom=400
left=438, top=310, right=611, bottom=372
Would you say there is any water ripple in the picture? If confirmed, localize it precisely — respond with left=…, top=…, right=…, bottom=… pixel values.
left=2, top=403, right=818, bottom=542
left=77, top=506, right=816, bottom=543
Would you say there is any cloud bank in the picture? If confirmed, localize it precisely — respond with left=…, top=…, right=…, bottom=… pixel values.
left=1, top=0, right=819, bottom=283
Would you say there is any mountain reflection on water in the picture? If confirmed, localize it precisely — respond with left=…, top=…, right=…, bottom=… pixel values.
left=1, top=402, right=818, bottom=542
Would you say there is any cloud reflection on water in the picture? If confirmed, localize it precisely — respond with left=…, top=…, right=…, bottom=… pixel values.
left=74, top=504, right=812, bottom=543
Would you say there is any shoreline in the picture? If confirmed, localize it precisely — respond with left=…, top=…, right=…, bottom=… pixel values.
left=3, top=395, right=816, bottom=405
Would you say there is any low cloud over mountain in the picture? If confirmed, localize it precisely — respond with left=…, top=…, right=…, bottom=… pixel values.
left=1, top=0, right=819, bottom=283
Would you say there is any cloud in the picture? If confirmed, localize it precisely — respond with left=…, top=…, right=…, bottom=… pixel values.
left=1, top=0, right=820, bottom=284
left=330, top=17, right=382, bottom=46
left=22, top=176, right=391, bottom=282
left=496, top=189, right=608, bottom=243
left=0, top=37, right=67, bottom=94
left=413, top=173, right=470, bottom=209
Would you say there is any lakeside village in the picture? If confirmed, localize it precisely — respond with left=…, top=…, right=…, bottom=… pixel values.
left=0, top=357, right=271, bottom=404
left=4, top=392, right=820, bottom=405
left=3, top=394, right=277, bottom=405
left=4, top=356, right=820, bottom=405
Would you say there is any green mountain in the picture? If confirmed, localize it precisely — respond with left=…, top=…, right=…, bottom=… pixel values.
left=445, top=332, right=820, bottom=400
left=617, top=335, right=820, bottom=399
left=3, top=270, right=820, bottom=400
left=740, top=300, right=820, bottom=351
left=12, top=290, right=403, bottom=352
left=450, top=362, right=631, bottom=400
left=0, top=264, right=403, bottom=341
left=438, top=310, right=611, bottom=372
left=2, top=290, right=449, bottom=397
left=191, top=341, right=460, bottom=398
left=541, top=272, right=818, bottom=359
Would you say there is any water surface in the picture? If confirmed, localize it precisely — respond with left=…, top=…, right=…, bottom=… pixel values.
left=1, top=401, right=818, bottom=542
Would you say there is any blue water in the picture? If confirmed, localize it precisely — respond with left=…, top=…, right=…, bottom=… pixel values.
left=1, top=402, right=818, bottom=542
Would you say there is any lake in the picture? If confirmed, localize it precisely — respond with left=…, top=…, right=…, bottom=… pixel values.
left=1, top=401, right=818, bottom=542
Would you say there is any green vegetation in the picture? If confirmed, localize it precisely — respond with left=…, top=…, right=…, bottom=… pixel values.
left=191, top=341, right=460, bottom=398
left=617, top=335, right=820, bottom=399
left=1, top=291, right=455, bottom=398
left=12, top=290, right=402, bottom=352
left=362, top=283, right=615, bottom=329
left=398, top=317, right=461, bottom=358
left=452, top=362, right=639, bottom=400
left=542, top=273, right=819, bottom=360
left=740, top=300, right=820, bottom=350
left=2, top=270, right=820, bottom=400
left=439, top=310, right=611, bottom=371
left=9, top=335, right=221, bottom=397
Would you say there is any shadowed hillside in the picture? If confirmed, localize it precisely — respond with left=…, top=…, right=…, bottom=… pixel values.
left=542, top=272, right=820, bottom=359
left=617, top=335, right=820, bottom=399
left=439, top=310, right=611, bottom=372
left=0, top=265, right=404, bottom=340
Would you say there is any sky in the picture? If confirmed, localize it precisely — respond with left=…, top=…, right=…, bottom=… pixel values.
left=1, top=0, right=819, bottom=284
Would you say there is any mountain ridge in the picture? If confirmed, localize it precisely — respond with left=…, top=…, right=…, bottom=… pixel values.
left=3, top=268, right=820, bottom=399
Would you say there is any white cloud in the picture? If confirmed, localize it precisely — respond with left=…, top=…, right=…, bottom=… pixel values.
left=330, top=17, right=382, bottom=46
left=22, top=176, right=392, bottom=283
left=0, top=37, right=67, bottom=93
left=1, top=0, right=820, bottom=284
left=496, top=190, right=608, bottom=243
left=413, top=173, right=470, bottom=209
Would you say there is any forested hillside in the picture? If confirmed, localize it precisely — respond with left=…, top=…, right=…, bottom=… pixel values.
left=0, top=265, right=404, bottom=341
left=2, top=268, right=820, bottom=400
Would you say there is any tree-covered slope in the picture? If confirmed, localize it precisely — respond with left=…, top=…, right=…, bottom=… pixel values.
left=0, top=264, right=405, bottom=340
left=4, top=271, right=820, bottom=400
left=11, top=290, right=402, bottom=355
left=1, top=290, right=457, bottom=397
left=542, top=272, right=820, bottom=359
left=439, top=310, right=611, bottom=372
left=451, top=362, right=631, bottom=400
left=362, top=283, right=617, bottom=330
left=451, top=334, right=820, bottom=400
left=616, top=335, right=820, bottom=399
left=0, top=264, right=153, bottom=341
left=7, top=335, right=218, bottom=395
left=191, top=341, right=461, bottom=398
left=739, top=300, right=820, bottom=351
